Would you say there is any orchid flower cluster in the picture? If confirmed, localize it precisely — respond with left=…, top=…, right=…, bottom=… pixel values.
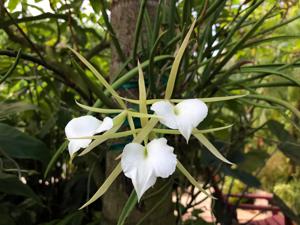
left=66, top=98, right=208, bottom=200
left=65, top=21, right=241, bottom=208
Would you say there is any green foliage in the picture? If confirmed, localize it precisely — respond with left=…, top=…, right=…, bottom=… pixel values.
left=1, top=0, right=300, bottom=224
left=0, top=123, right=50, bottom=165
left=274, top=180, right=300, bottom=215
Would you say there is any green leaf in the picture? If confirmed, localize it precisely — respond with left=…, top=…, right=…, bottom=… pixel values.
left=77, top=125, right=232, bottom=140
left=90, top=0, right=101, bottom=13
left=193, top=133, right=232, bottom=164
left=111, top=55, right=172, bottom=98
left=0, top=123, right=50, bottom=165
left=273, top=194, right=300, bottom=224
left=222, top=167, right=260, bottom=188
left=238, top=149, right=269, bottom=173
left=80, top=162, right=122, bottom=209
left=267, top=120, right=293, bottom=142
left=56, top=211, right=84, bottom=225
left=165, top=19, right=196, bottom=99
left=0, top=173, right=41, bottom=204
left=138, top=61, right=148, bottom=128
left=214, top=1, right=270, bottom=75
left=44, top=141, right=68, bottom=178
left=0, top=49, right=21, bottom=85
left=69, top=48, right=126, bottom=109
left=127, top=112, right=137, bottom=139
left=243, top=36, right=300, bottom=49
left=239, top=68, right=300, bottom=87
left=120, top=94, right=247, bottom=104
left=133, top=118, right=158, bottom=144
left=247, top=94, right=300, bottom=120
left=127, top=111, right=159, bottom=118
left=7, top=0, right=19, bottom=11
left=0, top=101, right=37, bottom=119
left=278, top=142, right=300, bottom=165
left=176, top=161, right=211, bottom=197
left=153, top=124, right=233, bottom=135
left=117, top=190, right=138, bottom=225
left=76, top=101, right=123, bottom=114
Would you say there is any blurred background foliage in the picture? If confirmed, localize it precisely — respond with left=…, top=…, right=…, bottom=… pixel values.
left=0, top=0, right=300, bottom=224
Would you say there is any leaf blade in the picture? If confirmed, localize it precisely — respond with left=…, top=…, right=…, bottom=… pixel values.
left=176, top=161, right=212, bottom=197
left=80, top=163, right=122, bottom=209
left=193, top=133, right=232, bottom=164
left=164, top=20, right=196, bottom=99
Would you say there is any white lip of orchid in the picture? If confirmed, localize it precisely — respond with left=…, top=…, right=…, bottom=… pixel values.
left=65, top=115, right=113, bottom=156
left=150, top=99, right=208, bottom=142
left=121, top=138, right=177, bottom=201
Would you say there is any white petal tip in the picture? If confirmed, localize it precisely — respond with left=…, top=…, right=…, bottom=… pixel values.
left=95, top=117, right=113, bottom=133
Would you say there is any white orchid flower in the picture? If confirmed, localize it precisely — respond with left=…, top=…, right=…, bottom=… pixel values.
left=121, top=138, right=177, bottom=200
left=65, top=115, right=113, bottom=156
left=151, top=99, right=208, bottom=142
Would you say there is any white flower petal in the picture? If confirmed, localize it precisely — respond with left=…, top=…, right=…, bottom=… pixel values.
left=150, top=101, right=178, bottom=129
left=147, top=138, right=177, bottom=178
left=132, top=165, right=156, bottom=201
left=65, top=115, right=102, bottom=138
left=121, top=139, right=177, bottom=200
left=65, top=115, right=113, bottom=156
left=176, top=118, right=194, bottom=142
left=95, top=117, right=113, bottom=133
left=175, top=99, right=208, bottom=142
left=121, top=143, right=145, bottom=174
left=68, top=139, right=92, bottom=156
left=121, top=143, right=156, bottom=200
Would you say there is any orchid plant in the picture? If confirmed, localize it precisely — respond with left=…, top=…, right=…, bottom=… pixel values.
left=64, top=21, right=245, bottom=209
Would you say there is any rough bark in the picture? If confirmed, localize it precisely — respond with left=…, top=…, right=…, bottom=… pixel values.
left=103, top=0, right=175, bottom=224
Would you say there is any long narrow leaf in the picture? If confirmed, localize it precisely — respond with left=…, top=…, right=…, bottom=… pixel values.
left=133, top=118, right=158, bottom=144
left=153, top=124, right=233, bottom=135
left=69, top=48, right=126, bottom=108
left=239, top=68, right=300, bottom=86
left=0, top=49, right=21, bottom=84
left=76, top=101, right=124, bottom=114
left=247, top=94, right=300, bottom=119
left=213, top=3, right=274, bottom=75
left=127, top=112, right=137, bottom=139
left=76, top=124, right=232, bottom=139
left=138, top=61, right=148, bottom=128
left=165, top=20, right=196, bottom=99
left=128, top=111, right=160, bottom=118
left=44, top=141, right=68, bottom=178
left=120, top=94, right=247, bottom=104
left=243, top=36, right=300, bottom=49
left=117, top=190, right=138, bottom=225
left=194, top=133, right=232, bottom=164
left=176, top=160, right=211, bottom=197
left=80, top=163, right=122, bottom=209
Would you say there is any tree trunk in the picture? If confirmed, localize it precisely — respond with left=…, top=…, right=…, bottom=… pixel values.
left=102, top=0, right=175, bottom=224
